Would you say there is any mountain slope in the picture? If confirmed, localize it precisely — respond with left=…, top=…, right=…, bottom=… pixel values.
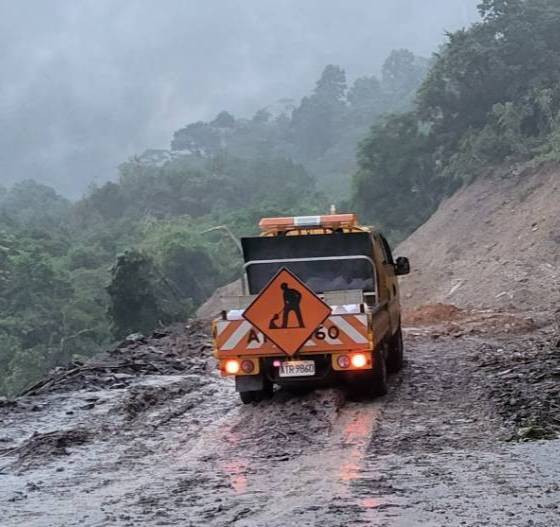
left=397, top=163, right=560, bottom=310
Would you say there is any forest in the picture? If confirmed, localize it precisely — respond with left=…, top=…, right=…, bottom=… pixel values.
left=2, top=0, right=558, bottom=395
left=0, top=48, right=425, bottom=395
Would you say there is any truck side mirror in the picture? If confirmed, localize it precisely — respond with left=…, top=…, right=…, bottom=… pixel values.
left=395, top=256, right=410, bottom=276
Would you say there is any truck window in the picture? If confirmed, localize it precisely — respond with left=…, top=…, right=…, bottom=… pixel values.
left=379, top=235, right=394, bottom=265
left=246, top=259, right=375, bottom=295
left=242, top=232, right=378, bottom=296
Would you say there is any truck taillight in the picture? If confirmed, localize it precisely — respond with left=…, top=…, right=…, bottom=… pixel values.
left=224, top=359, right=240, bottom=375
left=351, top=353, right=368, bottom=369
left=334, top=352, right=372, bottom=371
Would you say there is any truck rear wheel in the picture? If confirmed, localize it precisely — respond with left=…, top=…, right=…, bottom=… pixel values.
left=239, top=379, right=273, bottom=404
left=239, top=391, right=257, bottom=404
left=370, top=345, right=388, bottom=396
left=350, top=346, right=387, bottom=398
left=387, top=326, right=404, bottom=373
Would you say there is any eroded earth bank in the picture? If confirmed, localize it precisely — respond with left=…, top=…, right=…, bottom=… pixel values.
left=1, top=308, right=559, bottom=527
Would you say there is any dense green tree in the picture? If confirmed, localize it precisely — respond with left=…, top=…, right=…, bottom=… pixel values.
left=314, top=65, right=347, bottom=104
left=80, top=181, right=126, bottom=221
left=211, top=111, right=236, bottom=128
left=171, top=121, right=221, bottom=153
left=382, top=49, right=428, bottom=103
left=418, top=0, right=560, bottom=168
left=252, top=108, right=272, bottom=124
left=0, top=334, right=22, bottom=390
left=0, top=222, right=105, bottom=394
left=291, top=65, right=348, bottom=158
left=1, top=249, right=72, bottom=347
left=347, top=76, right=384, bottom=124
left=107, top=250, right=163, bottom=339
left=0, top=180, right=71, bottom=229
left=353, top=113, right=448, bottom=241
left=3, top=344, right=49, bottom=396
left=159, top=244, right=218, bottom=305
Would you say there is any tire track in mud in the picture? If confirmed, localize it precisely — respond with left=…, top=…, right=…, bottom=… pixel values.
left=124, top=388, right=384, bottom=527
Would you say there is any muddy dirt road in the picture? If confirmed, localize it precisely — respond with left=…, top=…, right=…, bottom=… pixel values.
left=1, top=315, right=559, bottom=526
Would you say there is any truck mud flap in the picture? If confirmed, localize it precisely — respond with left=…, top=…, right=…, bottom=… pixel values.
left=235, top=375, right=264, bottom=392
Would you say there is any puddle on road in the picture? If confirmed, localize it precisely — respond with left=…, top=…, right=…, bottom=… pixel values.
left=339, top=407, right=378, bottom=482
left=1, top=384, right=397, bottom=526
left=334, top=403, right=405, bottom=526
left=222, top=459, right=249, bottom=494
left=211, top=396, right=388, bottom=526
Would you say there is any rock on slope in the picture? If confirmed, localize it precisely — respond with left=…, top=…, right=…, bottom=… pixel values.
left=397, top=162, right=560, bottom=310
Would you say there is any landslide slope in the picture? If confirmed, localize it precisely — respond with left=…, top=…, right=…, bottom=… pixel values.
left=397, top=163, right=560, bottom=311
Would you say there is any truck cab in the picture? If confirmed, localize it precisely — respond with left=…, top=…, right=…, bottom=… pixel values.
left=212, top=213, right=410, bottom=403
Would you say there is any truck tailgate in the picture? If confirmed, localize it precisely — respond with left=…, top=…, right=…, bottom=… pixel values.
left=215, top=313, right=370, bottom=357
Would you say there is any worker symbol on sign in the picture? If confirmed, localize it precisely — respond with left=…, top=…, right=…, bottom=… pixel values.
left=269, top=282, right=305, bottom=329
left=243, top=267, right=331, bottom=356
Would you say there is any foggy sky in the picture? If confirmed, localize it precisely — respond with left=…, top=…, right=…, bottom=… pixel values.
left=0, top=0, right=479, bottom=197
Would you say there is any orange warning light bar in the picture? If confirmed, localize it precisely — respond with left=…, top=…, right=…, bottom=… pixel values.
left=259, top=214, right=358, bottom=232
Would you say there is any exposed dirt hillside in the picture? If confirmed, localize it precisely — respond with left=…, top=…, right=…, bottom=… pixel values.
left=397, top=163, right=560, bottom=311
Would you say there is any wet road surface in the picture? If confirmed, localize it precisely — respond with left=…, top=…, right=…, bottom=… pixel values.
left=1, top=322, right=559, bottom=526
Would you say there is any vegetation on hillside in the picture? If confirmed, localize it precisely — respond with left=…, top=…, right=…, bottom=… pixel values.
left=354, top=0, right=560, bottom=240
left=0, top=156, right=321, bottom=395
left=0, top=48, right=428, bottom=395
left=168, top=50, right=428, bottom=195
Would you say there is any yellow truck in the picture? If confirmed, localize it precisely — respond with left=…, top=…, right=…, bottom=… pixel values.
left=212, top=213, right=410, bottom=403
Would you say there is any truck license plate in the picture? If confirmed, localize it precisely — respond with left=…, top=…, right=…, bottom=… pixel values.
left=279, top=360, right=315, bottom=378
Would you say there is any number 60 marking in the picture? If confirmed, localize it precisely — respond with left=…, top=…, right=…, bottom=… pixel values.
left=314, top=325, right=340, bottom=340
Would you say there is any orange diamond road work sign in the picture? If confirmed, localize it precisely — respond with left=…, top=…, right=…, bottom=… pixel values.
left=243, top=267, right=332, bottom=356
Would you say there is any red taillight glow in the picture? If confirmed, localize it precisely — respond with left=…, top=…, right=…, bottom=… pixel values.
left=351, top=353, right=368, bottom=368
left=224, top=359, right=240, bottom=375
left=337, top=355, right=351, bottom=369
left=241, top=359, right=255, bottom=374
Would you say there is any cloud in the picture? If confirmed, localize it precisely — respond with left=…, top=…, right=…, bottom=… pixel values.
left=0, top=0, right=479, bottom=196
